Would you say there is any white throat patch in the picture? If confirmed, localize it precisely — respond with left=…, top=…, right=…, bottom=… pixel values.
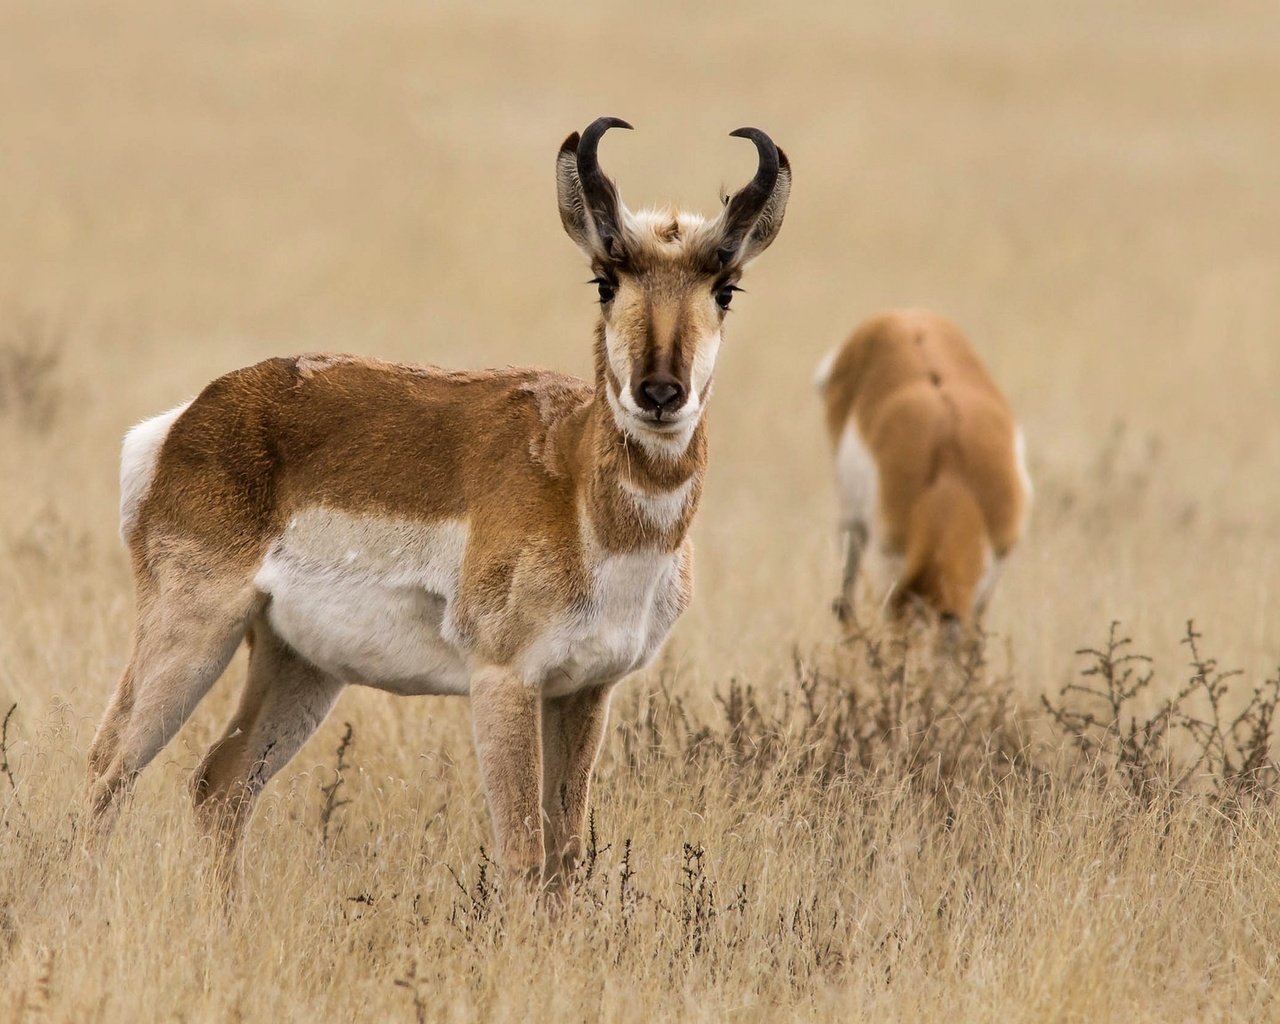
left=619, top=476, right=693, bottom=531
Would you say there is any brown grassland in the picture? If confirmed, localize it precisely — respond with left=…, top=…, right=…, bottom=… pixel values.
left=3, top=2, right=1280, bottom=1020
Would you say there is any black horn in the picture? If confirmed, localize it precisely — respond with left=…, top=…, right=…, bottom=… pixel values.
left=577, top=116, right=633, bottom=259
left=717, top=127, right=785, bottom=266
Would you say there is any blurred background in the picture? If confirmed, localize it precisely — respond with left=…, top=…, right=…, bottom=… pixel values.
left=2, top=0, right=1279, bottom=725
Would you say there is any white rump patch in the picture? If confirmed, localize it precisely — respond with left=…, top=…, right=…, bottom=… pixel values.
left=834, top=420, right=905, bottom=608
left=834, top=421, right=879, bottom=530
left=813, top=344, right=841, bottom=393
left=119, top=401, right=191, bottom=542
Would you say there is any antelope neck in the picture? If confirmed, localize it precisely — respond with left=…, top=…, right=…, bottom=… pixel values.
left=571, top=369, right=707, bottom=553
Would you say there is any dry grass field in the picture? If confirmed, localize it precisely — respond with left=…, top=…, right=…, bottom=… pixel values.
left=3, top=2, right=1280, bottom=1020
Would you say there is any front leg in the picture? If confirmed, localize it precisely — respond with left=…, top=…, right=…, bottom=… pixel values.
left=833, top=520, right=868, bottom=624
left=541, top=684, right=614, bottom=891
left=470, top=664, right=544, bottom=885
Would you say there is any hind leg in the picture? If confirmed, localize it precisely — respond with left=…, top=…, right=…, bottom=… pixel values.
left=972, top=557, right=1005, bottom=624
left=86, top=564, right=257, bottom=832
left=191, top=616, right=343, bottom=868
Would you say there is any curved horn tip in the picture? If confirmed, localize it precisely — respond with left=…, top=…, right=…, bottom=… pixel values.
left=729, top=126, right=778, bottom=150
left=584, top=116, right=634, bottom=136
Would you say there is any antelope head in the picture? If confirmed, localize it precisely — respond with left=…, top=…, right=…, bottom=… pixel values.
left=557, top=117, right=791, bottom=449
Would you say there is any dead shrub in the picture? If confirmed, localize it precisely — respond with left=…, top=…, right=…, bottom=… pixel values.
left=0, top=315, right=63, bottom=434
left=616, top=623, right=1033, bottom=801
left=1044, top=620, right=1280, bottom=812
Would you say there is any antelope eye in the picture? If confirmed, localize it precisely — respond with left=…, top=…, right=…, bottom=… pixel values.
left=715, top=285, right=738, bottom=311
left=592, top=277, right=616, bottom=304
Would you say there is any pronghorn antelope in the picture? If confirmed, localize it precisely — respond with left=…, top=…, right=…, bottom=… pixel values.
left=87, top=117, right=790, bottom=888
left=816, top=310, right=1029, bottom=628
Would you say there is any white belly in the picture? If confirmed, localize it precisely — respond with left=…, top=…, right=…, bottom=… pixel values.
left=255, top=509, right=471, bottom=694
left=253, top=507, right=686, bottom=698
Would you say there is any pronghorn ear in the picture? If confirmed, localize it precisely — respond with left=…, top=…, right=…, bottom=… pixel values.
left=556, top=133, right=595, bottom=255
left=714, top=129, right=791, bottom=271
left=556, top=118, right=633, bottom=265
left=732, top=148, right=790, bottom=266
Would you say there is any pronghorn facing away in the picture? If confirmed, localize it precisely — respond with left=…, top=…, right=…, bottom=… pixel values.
left=816, top=310, right=1029, bottom=628
left=88, top=118, right=790, bottom=888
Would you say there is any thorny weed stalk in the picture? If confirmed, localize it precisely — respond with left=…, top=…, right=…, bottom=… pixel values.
left=446, top=848, right=498, bottom=941
left=319, top=722, right=355, bottom=847
left=1175, top=622, right=1280, bottom=806
left=0, top=703, right=28, bottom=839
left=393, top=961, right=430, bottom=1024
left=1042, top=620, right=1166, bottom=794
left=1043, top=620, right=1280, bottom=811
left=1, top=703, right=17, bottom=795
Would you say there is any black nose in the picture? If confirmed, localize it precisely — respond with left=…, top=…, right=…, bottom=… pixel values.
left=636, top=375, right=685, bottom=414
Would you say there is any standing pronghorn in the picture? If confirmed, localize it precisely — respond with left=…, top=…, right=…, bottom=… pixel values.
left=816, top=310, right=1030, bottom=627
left=87, top=117, right=790, bottom=887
